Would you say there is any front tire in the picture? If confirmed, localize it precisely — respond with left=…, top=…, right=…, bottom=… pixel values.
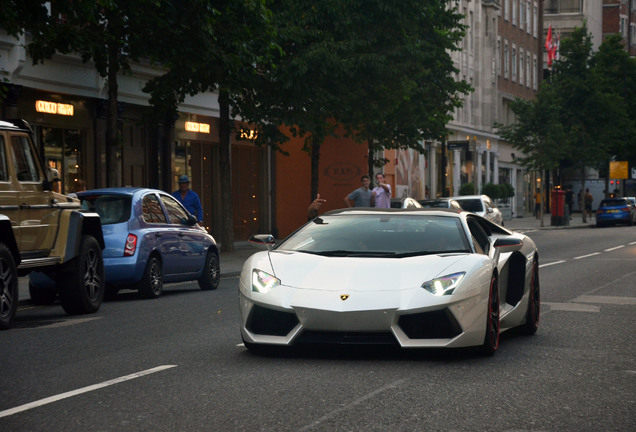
left=521, top=260, right=540, bottom=335
left=198, top=251, right=220, bottom=291
left=480, top=275, right=500, bottom=356
left=58, top=235, right=104, bottom=315
left=0, top=243, right=18, bottom=330
left=139, top=257, right=163, bottom=299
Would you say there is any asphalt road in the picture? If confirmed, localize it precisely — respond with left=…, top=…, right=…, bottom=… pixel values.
left=1, top=226, right=635, bottom=431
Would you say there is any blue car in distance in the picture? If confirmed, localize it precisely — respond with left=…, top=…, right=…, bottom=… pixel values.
left=74, top=188, right=220, bottom=299
left=595, top=197, right=636, bottom=228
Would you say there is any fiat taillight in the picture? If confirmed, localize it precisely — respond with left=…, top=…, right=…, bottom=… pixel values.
left=124, top=234, right=137, bottom=256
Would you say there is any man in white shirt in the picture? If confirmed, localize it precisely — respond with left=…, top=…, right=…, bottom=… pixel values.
left=371, top=173, right=391, bottom=208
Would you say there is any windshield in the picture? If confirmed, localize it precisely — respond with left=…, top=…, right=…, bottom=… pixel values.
left=276, top=214, right=471, bottom=257
left=600, top=199, right=628, bottom=207
left=455, top=199, right=484, bottom=213
left=81, top=194, right=131, bottom=225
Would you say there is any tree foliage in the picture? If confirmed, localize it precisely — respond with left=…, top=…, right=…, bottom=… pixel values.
left=235, top=0, right=471, bottom=201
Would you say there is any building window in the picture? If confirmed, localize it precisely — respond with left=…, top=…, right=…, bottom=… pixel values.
left=512, top=45, right=517, bottom=82
left=519, top=48, right=524, bottom=86
left=520, top=1, right=525, bottom=31
left=545, top=0, right=582, bottom=14
left=38, top=127, right=84, bottom=194
left=504, top=40, right=510, bottom=79
left=534, top=3, right=538, bottom=37
left=533, top=55, right=538, bottom=90
left=505, top=0, right=510, bottom=21
left=526, top=1, right=531, bottom=34
left=526, top=53, right=531, bottom=87
left=497, top=37, right=502, bottom=77
left=513, top=0, right=517, bottom=26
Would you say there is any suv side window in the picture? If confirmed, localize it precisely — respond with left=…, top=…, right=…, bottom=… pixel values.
left=0, top=136, right=8, bottom=181
left=11, top=135, right=39, bottom=182
left=142, top=194, right=167, bottom=224
left=160, top=194, right=190, bottom=225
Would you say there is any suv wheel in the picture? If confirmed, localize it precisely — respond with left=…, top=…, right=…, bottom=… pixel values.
left=0, top=243, right=18, bottom=330
left=58, top=235, right=105, bottom=314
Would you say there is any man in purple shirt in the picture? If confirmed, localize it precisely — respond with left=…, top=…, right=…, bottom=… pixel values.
left=371, top=173, right=392, bottom=208
left=172, top=175, right=203, bottom=222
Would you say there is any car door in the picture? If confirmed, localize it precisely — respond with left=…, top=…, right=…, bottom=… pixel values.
left=140, top=192, right=181, bottom=277
left=159, top=193, right=207, bottom=274
left=0, top=134, right=20, bottom=245
left=10, top=132, right=57, bottom=255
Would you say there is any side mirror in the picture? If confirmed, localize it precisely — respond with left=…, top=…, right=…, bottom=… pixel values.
left=249, top=234, right=276, bottom=250
left=182, top=214, right=198, bottom=226
left=493, top=237, right=523, bottom=253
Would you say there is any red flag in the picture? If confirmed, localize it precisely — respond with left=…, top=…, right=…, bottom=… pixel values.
left=545, top=25, right=554, bottom=67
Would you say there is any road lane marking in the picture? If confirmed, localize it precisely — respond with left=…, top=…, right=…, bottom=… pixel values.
left=573, top=252, right=601, bottom=260
left=573, top=295, right=636, bottom=305
left=629, top=241, right=636, bottom=245
left=301, top=378, right=408, bottom=431
left=539, top=260, right=566, bottom=268
left=0, top=365, right=177, bottom=418
left=542, top=302, right=600, bottom=312
left=604, top=245, right=625, bottom=252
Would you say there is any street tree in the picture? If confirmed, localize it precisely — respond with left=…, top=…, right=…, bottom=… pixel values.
left=235, top=0, right=470, bottom=202
left=0, top=0, right=171, bottom=187
left=497, top=83, right=567, bottom=226
left=142, top=0, right=277, bottom=252
left=589, top=33, right=636, bottom=168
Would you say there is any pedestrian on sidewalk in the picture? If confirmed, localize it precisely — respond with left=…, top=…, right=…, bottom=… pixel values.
left=344, top=175, right=372, bottom=207
left=172, top=175, right=203, bottom=222
left=534, top=189, right=541, bottom=220
left=565, top=185, right=574, bottom=220
left=584, top=188, right=593, bottom=220
left=371, top=173, right=392, bottom=208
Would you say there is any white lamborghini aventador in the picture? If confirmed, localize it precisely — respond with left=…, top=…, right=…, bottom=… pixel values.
left=239, top=208, right=540, bottom=355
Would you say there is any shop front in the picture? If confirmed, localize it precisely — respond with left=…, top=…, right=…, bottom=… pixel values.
left=14, top=87, right=96, bottom=193
left=174, top=115, right=269, bottom=240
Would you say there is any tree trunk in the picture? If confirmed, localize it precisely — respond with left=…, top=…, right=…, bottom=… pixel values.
left=218, top=89, right=234, bottom=253
left=310, top=140, right=321, bottom=203
left=106, top=41, right=121, bottom=188
left=580, top=167, right=587, bottom=223
left=367, top=139, right=374, bottom=178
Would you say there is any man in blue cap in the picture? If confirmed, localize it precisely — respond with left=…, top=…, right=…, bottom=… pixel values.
left=172, top=175, right=203, bottom=222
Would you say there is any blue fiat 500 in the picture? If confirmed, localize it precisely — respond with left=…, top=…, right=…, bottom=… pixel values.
left=74, top=188, right=220, bottom=298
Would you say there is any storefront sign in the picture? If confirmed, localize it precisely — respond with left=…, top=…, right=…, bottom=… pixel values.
left=35, top=100, right=74, bottom=116
left=185, top=121, right=210, bottom=133
left=239, top=129, right=258, bottom=140
left=324, top=162, right=360, bottom=182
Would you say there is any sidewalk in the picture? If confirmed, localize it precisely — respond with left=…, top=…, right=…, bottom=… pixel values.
left=17, top=213, right=593, bottom=306
left=504, top=211, right=594, bottom=232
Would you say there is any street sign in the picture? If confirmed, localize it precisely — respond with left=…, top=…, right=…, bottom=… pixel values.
left=609, top=161, right=628, bottom=179
left=447, top=140, right=469, bottom=150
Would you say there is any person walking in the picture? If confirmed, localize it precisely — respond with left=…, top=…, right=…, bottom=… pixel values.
left=344, top=175, right=372, bottom=208
left=172, top=175, right=203, bottom=222
left=534, top=189, right=541, bottom=219
left=584, top=188, right=593, bottom=220
left=371, top=173, right=392, bottom=208
left=565, top=185, right=574, bottom=220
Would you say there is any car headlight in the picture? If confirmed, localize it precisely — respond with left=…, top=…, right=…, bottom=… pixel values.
left=252, top=269, right=281, bottom=293
left=421, top=272, right=465, bottom=296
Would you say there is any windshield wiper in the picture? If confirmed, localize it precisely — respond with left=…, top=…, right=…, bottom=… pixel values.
left=297, top=250, right=397, bottom=257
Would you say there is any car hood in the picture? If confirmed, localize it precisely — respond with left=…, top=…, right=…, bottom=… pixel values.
left=264, top=250, right=469, bottom=291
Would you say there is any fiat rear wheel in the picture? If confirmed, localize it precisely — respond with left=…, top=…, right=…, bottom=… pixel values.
left=139, top=257, right=163, bottom=299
